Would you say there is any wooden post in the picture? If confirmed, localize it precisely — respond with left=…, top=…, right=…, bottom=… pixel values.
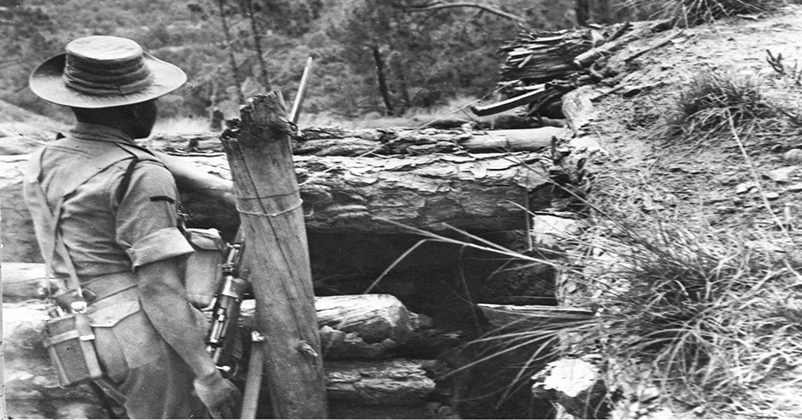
left=220, top=93, right=328, bottom=418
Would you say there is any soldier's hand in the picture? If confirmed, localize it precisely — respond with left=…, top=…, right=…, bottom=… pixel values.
left=193, top=370, right=242, bottom=419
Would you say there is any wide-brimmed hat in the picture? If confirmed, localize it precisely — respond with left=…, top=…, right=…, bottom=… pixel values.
left=29, top=36, right=187, bottom=108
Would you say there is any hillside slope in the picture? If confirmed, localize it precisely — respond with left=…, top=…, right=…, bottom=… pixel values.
left=0, top=98, right=66, bottom=139
left=565, top=4, right=802, bottom=418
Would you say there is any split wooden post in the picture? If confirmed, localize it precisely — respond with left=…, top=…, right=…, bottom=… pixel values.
left=220, top=93, right=328, bottom=418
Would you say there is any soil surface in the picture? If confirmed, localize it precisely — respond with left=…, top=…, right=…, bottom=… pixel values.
left=587, top=5, right=802, bottom=230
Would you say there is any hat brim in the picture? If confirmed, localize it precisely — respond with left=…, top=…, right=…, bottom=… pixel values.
left=29, top=52, right=187, bottom=109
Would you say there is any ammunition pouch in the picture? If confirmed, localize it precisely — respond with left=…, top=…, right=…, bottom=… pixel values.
left=182, top=228, right=226, bottom=308
left=44, top=272, right=166, bottom=387
left=43, top=311, right=103, bottom=387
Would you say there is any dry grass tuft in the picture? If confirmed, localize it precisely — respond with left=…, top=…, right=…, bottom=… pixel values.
left=661, top=70, right=782, bottom=141
left=570, top=212, right=802, bottom=414
left=621, top=0, right=789, bottom=26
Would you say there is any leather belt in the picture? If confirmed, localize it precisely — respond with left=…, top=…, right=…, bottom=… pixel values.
left=81, top=272, right=138, bottom=304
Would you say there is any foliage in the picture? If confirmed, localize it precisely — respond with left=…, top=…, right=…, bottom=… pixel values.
left=327, top=0, right=526, bottom=116
left=1, top=0, right=690, bottom=122
left=0, top=2, right=63, bottom=119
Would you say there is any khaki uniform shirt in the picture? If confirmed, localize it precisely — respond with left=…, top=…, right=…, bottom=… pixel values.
left=24, top=123, right=211, bottom=418
left=25, top=122, right=193, bottom=280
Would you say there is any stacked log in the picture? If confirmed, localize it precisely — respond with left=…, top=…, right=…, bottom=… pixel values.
left=2, top=125, right=578, bottom=258
left=146, top=126, right=564, bottom=156
left=498, top=28, right=599, bottom=85
left=472, top=20, right=674, bottom=121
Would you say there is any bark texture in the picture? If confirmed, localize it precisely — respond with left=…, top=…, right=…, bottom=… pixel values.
left=174, top=148, right=557, bottom=235
left=325, top=359, right=436, bottom=406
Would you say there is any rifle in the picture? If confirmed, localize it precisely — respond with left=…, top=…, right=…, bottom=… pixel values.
left=206, top=240, right=248, bottom=376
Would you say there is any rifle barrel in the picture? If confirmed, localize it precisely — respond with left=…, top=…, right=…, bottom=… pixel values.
left=290, top=57, right=313, bottom=124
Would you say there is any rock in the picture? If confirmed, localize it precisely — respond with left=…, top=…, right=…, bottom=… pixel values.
left=568, top=136, right=608, bottom=157
left=766, top=166, right=799, bottom=184
left=765, top=191, right=781, bottom=200
left=784, top=149, right=802, bottom=163
left=532, top=215, right=583, bottom=246
left=735, top=181, right=758, bottom=194
left=531, top=358, right=609, bottom=419
left=788, top=183, right=802, bottom=192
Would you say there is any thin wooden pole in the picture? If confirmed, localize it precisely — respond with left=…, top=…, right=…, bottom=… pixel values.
left=220, top=93, right=327, bottom=418
left=1, top=211, right=7, bottom=420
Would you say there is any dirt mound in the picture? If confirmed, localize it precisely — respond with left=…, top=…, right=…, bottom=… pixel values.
left=587, top=4, right=802, bottom=230
left=571, top=4, right=802, bottom=418
left=0, top=99, right=66, bottom=140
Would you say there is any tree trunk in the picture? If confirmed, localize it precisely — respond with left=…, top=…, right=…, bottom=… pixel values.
left=244, top=0, right=271, bottom=91
left=371, top=45, right=395, bottom=116
left=391, top=53, right=411, bottom=113
left=216, top=0, right=245, bottom=104
left=220, top=93, right=327, bottom=418
left=575, top=0, right=591, bottom=26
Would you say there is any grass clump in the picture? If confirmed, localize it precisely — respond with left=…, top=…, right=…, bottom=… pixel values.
left=622, top=0, right=788, bottom=26
left=665, top=70, right=780, bottom=140
left=569, top=215, right=802, bottom=414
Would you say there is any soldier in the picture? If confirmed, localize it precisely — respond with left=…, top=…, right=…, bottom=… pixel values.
left=24, top=36, right=240, bottom=418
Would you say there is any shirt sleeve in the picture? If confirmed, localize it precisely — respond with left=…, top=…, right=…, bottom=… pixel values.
left=115, top=159, right=194, bottom=268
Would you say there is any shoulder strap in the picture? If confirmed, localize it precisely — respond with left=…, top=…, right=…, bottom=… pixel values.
left=25, top=148, right=82, bottom=293
left=113, top=143, right=164, bottom=204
